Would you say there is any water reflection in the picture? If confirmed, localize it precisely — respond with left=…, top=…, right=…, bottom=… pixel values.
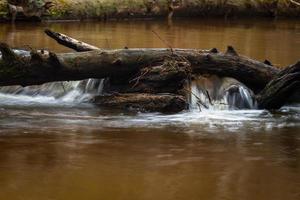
left=0, top=126, right=299, bottom=200
left=0, top=19, right=300, bottom=200
left=0, top=19, right=300, bottom=66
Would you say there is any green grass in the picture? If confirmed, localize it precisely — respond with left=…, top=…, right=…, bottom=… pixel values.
left=0, top=1, right=8, bottom=19
left=49, top=0, right=300, bottom=19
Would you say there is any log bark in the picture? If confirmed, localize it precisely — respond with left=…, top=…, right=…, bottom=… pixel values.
left=44, top=29, right=100, bottom=52
left=92, top=93, right=188, bottom=113
left=257, top=61, right=300, bottom=109
left=103, top=58, right=191, bottom=94
left=43, top=29, right=279, bottom=93
left=0, top=42, right=278, bottom=93
left=1, top=29, right=299, bottom=111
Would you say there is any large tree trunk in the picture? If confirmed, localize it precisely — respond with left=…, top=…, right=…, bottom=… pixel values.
left=0, top=43, right=278, bottom=92
left=45, top=29, right=279, bottom=95
left=1, top=29, right=299, bottom=112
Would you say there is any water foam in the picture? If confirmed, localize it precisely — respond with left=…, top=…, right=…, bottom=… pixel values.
left=0, top=79, right=105, bottom=106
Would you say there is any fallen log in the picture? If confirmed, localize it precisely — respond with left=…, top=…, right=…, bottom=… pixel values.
left=43, top=29, right=279, bottom=94
left=0, top=43, right=278, bottom=93
left=44, top=29, right=191, bottom=94
left=43, top=29, right=280, bottom=95
left=1, top=29, right=299, bottom=112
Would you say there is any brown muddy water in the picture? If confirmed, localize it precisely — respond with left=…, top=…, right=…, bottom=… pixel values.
left=0, top=19, right=300, bottom=200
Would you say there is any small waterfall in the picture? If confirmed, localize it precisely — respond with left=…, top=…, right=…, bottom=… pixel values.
left=59, top=79, right=105, bottom=103
left=0, top=79, right=105, bottom=105
left=1, top=49, right=105, bottom=104
left=1, top=50, right=256, bottom=109
left=225, top=85, right=256, bottom=109
left=0, top=49, right=104, bottom=103
left=189, top=75, right=257, bottom=111
left=0, top=49, right=30, bottom=59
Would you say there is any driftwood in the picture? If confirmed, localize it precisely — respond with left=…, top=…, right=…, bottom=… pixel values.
left=44, top=29, right=100, bottom=52
left=0, top=29, right=299, bottom=112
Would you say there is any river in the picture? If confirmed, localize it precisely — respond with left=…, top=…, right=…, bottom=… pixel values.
left=0, top=19, right=299, bottom=200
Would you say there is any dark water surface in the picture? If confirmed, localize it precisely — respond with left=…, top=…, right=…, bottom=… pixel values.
left=0, top=19, right=300, bottom=200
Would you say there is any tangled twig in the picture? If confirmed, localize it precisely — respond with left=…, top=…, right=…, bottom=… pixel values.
left=129, top=68, right=151, bottom=88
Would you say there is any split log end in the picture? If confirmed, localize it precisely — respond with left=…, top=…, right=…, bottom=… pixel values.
left=264, top=59, right=273, bottom=66
left=225, top=46, right=239, bottom=56
left=44, top=29, right=56, bottom=37
left=209, top=48, right=219, bottom=53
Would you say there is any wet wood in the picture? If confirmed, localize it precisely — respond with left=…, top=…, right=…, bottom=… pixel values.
left=0, top=42, right=278, bottom=93
left=92, top=93, right=187, bottom=113
left=45, top=29, right=100, bottom=52
left=43, top=29, right=279, bottom=93
left=1, top=28, right=299, bottom=111
left=104, top=58, right=191, bottom=94
left=257, top=61, right=300, bottom=109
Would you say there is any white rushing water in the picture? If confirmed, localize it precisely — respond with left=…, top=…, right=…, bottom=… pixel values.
left=189, top=75, right=257, bottom=111
left=0, top=74, right=256, bottom=110
left=1, top=50, right=107, bottom=106
left=0, top=75, right=299, bottom=132
left=0, top=49, right=270, bottom=111
left=0, top=79, right=105, bottom=106
left=0, top=50, right=293, bottom=118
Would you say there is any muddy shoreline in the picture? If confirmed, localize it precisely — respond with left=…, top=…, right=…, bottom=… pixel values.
left=0, top=0, right=300, bottom=22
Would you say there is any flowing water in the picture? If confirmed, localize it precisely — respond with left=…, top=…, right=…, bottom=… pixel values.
left=0, top=19, right=300, bottom=200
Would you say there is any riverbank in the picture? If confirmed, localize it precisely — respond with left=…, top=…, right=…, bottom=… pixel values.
left=0, top=0, right=300, bottom=21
